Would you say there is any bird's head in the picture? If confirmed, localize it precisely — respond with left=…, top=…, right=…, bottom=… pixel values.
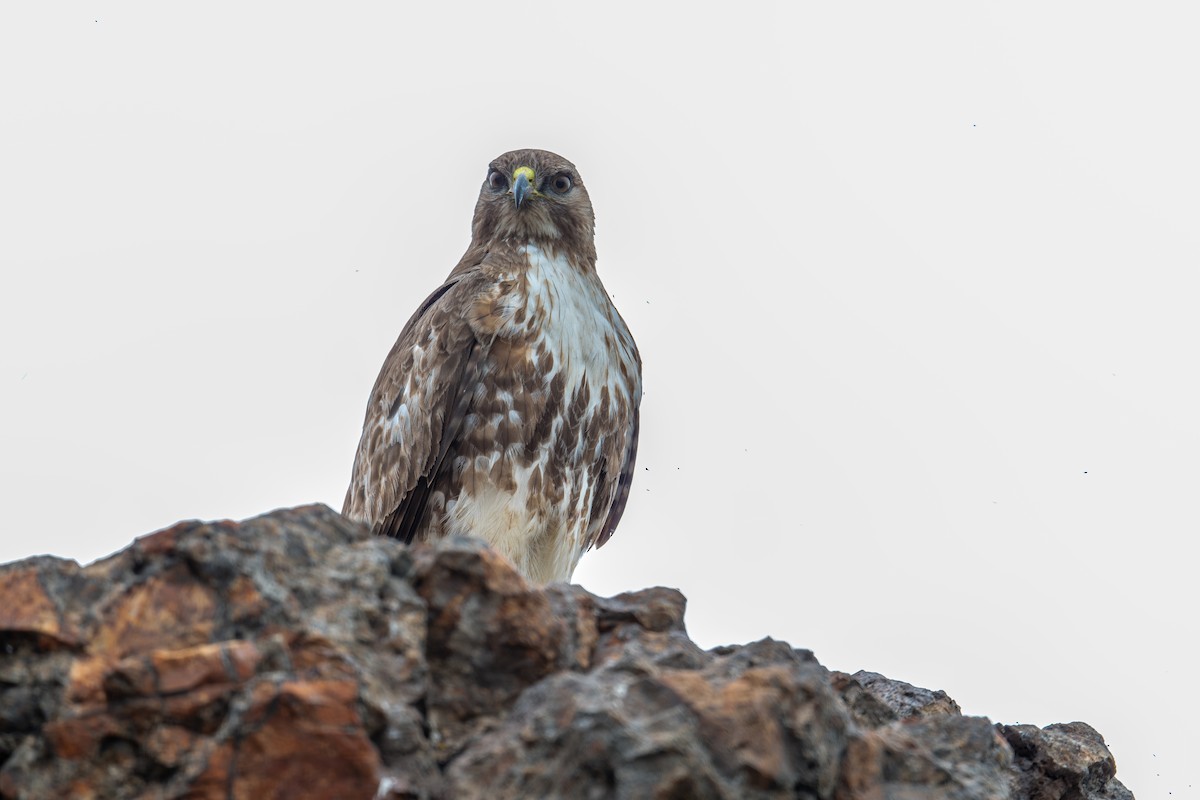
left=470, top=149, right=596, bottom=260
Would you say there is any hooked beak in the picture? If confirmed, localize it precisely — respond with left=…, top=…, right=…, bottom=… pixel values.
left=511, top=166, right=535, bottom=209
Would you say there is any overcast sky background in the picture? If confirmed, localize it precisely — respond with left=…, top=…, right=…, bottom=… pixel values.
left=2, top=3, right=1197, bottom=795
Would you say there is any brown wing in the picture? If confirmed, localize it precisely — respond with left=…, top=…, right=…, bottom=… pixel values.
left=376, top=335, right=484, bottom=544
left=592, top=405, right=640, bottom=550
left=342, top=271, right=487, bottom=542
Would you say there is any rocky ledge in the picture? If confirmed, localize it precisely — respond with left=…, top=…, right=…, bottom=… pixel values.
left=0, top=505, right=1131, bottom=799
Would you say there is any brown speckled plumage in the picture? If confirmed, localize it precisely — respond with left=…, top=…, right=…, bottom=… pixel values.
left=342, top=150, right=641, bottom=584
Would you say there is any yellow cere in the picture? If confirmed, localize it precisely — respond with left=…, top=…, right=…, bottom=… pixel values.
left=511, top=165, right=544, bottom=198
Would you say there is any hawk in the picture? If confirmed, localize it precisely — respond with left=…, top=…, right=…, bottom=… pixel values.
left=342, top=149, right=642, bottom=584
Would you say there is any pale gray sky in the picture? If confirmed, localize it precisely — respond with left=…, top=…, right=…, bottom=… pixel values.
left=2, top=3, right=1196, bottom=795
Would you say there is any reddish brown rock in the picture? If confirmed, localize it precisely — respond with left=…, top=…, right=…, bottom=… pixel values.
left=0, top=505, right=1134, bottom=800
left=410, top=537, right=575, bottom=756
left=186, top=679, right=381, bottom=800
left=0, top=506, right=427, bottom=799
left=0, top=558, right=86, bottom=649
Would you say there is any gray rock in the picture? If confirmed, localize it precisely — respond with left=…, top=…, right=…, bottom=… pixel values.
left=999, top=721, right=1134, bottom=800
left=0, top=505, right=1134, bottom=800
left=834, top=670, right=962, bottom=728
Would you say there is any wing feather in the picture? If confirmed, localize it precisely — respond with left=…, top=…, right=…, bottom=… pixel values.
left=377, top=337, right=482, bottom=543
left=342, top=271, right=487, bottom=541
left=593, top=405, right=639, bottom=549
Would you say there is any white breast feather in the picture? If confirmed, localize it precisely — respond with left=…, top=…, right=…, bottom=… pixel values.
left=447, top=245, right=638, bottom=583
left=518, top=244, right=636, bottom=413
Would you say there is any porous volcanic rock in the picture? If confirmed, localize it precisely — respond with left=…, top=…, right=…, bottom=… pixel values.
left=0, top=505, right=1133, bottom=800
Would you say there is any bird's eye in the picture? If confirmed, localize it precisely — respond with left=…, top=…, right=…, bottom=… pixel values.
left=550, top=173, right=573, bottom=193
left=487, top=170, right=507, bottom=192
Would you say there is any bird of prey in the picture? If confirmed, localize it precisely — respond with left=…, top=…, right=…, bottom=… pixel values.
left=342, top=149, right=642, bottom=584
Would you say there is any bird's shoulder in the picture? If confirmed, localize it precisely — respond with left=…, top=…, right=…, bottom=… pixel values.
left=444, top=242, right=559, bottom=339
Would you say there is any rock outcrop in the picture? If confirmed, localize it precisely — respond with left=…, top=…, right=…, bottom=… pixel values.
left=0, top=505, right=1132, bottom=799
